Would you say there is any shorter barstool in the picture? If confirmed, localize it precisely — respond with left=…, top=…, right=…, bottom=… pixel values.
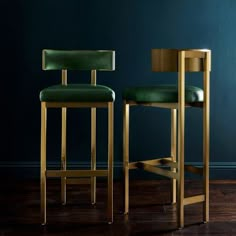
left=40, top=50, right=115, bottom=224
left=123, top=49, right=211, bottom=228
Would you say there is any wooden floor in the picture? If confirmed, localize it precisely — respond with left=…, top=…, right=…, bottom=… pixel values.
left=1, top=179, right=236, bottom=235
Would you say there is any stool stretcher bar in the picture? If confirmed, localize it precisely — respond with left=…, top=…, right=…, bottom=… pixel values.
left=135, top=162, right=178, bottom=180
left=183, top=195, right=205, bottom=206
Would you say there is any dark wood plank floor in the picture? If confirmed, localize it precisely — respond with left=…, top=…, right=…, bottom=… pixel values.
left=1, top=179, right=236, bottom=235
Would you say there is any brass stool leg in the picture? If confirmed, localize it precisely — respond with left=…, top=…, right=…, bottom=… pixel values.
left=61, top=70, right=67, bottom=205
left=40, top=102, right=47, bottom=225
left=108, top=102, right=114, bottom=223
left=61, top=107, right=67, bottom=205
left=123, top=102, right=129, bottom=214
left=91, top=70, right=97, bottom=205
left=177, top=51, right=185, bottom=229
left=177, top=107, right=185, bottom=229
left=171, top=109, right=177, bottom=204
left=203, top=52, right=210, bottom=223
left=91, top=107, right=96, bottom=205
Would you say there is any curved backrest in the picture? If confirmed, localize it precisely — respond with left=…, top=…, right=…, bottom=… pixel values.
left=152, top=49, right=211, bottom=72
left=42, top=50, right=115, bottom=71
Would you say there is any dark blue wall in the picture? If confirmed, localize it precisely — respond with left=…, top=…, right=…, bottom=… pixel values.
left=1, top=0, right=236, bottom=179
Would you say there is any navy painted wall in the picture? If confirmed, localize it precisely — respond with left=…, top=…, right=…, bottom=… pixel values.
left=1, top=0, right=236, bottom=178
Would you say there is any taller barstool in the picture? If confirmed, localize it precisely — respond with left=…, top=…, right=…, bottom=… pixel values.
left=123, top=49, right=211, bottom=228
left=40, top=50, right=115, bottom=224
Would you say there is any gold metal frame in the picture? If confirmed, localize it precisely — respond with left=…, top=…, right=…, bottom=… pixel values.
left=91, top=70, right=97, bottom=205
left=171, top=109, right=177, bottom=204
left=123, top=49, right=211, bottom=229
left=61, top=69, right=67, bottom=205
left=40, top=70, right=114, bottom=225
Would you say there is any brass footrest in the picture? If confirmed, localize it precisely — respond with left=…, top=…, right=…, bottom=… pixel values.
left=183, top=194, right=205, bottom=205
left=134, top=162, right=178, bottom=180
left=129, top=157, right=203, bottom=177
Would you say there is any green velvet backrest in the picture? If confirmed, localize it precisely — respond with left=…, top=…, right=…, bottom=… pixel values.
left=42, top=50, right=115, bottom=71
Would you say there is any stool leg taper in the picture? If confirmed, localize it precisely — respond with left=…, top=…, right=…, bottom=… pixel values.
left=41, top=102, right=47, bottom=225
left=61, top=107, right=67, bottom=205
left=123, top=102, right=129, bottom=215
left=108, top=102, right=114, bottom=223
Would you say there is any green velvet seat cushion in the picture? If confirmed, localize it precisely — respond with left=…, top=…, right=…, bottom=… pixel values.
left=123, top=85, right=203, bottom=103
left=40, top=84, right=115, bottom=102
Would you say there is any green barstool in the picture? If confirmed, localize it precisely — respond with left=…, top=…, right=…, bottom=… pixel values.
left=40, top=50, right=115, bottom=224
left=123, top=49, right=211, bottom=228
